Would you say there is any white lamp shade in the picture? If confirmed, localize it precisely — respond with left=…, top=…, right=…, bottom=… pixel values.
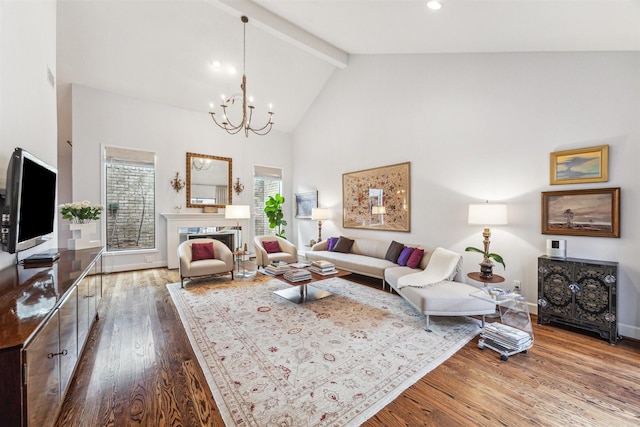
left=311, top=207, right=329, bottom=221
left=225, top=204, right=251, bottom=219
left=468, top=203, right=508, bottom=225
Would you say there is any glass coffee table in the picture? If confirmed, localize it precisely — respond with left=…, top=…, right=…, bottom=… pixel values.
left=273, top=269, right=351, bottom=304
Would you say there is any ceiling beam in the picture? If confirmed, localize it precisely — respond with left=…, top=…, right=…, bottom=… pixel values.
left=207, top=0, right=349, bottom=69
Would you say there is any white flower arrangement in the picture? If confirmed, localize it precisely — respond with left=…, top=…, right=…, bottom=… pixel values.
left=59, top=201, right=104, bottom=224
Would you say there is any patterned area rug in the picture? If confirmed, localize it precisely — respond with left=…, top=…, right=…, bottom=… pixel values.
left=167, top=276, right=480, bottom=426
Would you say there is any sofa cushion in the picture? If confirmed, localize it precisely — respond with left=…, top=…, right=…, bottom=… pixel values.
left=385, top=266, right=418, bottom=288
left=327, top=237, right=339, bottom=251
left=397, top=247, right=414, bottom=266
left=306, top=251, right=395, bottom=279
left=263, top=240, right=281, bottom=254
left=351, top=238, right=392, bottom=259
left=385, top=240, right=404, bottom=262
left=333, top=236, right=354, bottom=253
left=406, top=248, right=424, bottom=269
left=191, top=242, right=214, bottom=261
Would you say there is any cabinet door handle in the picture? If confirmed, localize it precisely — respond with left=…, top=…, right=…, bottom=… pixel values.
left=569, top=283, right=581, bottom=293
left=83, top=294, right=95, bottom=299
left=47, top=349, right=68, bottom=359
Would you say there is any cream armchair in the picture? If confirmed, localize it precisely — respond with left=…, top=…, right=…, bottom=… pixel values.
left=254, top=235, right=298, bottom=267
left=178, top=238, right=234, bottom=287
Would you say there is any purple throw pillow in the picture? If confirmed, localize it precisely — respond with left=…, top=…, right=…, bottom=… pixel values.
left=263, top=240, right=281, bottom=254
left=406, top=248, right=424, bottom=269
left=397, top=247, right=415, bottom=266
left=327, top=237, right=339, bottom=251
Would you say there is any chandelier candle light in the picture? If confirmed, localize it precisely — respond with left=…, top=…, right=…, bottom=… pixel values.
left=210, top=16, right=274, bottom=137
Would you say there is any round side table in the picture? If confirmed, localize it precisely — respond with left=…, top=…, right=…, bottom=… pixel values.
left=467, top=272, right=505, bottom=285
left=467, top=272, right=505, bottom=318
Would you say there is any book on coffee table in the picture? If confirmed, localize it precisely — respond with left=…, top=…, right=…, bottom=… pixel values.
left=264, top=263, right=291, bottom=276
left=283, top=269, right=312, bottom=282
left=309, top=266, right=338, bottom=276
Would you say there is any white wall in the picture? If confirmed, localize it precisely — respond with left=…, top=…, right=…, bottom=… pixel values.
left=0, top=0, right=58, bottom=269
left=70, top=84, right=293, bottom=272
left=292, top=52, right=640, bottom=338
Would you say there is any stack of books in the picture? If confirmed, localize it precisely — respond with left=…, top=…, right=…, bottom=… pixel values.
left=308, top=260, right=338, bottom=276
left=283, top=268, right=312, bottom=282
left=481, top=323, right=532, bottom=352
left=263, top=262, right=291, bottom=276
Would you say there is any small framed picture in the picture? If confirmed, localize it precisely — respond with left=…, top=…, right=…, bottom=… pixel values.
left=550, top=145, right=609, bottom=185
left=295, top=191, right=318, bottom=219
left=541, top=187, right=620, bottom=238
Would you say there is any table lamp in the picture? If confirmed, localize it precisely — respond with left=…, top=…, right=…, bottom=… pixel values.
left=467, top=202, right=507, bottom=279
left=311, top=208, right=329, bottom=242
left=225, top=205, right=251, bottom=251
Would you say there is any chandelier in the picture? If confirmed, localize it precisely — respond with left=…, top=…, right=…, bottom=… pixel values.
left=191, top=158, right=212, bottom=171
left=210, top=16, right=274, bottom=137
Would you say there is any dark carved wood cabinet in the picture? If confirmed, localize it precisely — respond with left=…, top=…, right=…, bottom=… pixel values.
left=0, top=248, right=104, bottom=427
left=537, top=255, right=618, bottom=345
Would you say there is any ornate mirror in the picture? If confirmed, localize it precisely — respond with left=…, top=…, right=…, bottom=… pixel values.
left=186, top=152, right=232, bottom=208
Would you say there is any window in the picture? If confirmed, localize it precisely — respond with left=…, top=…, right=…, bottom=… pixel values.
left=104, top=146, right=156, bottom=251
left=253, top=165, right=283, bottom=236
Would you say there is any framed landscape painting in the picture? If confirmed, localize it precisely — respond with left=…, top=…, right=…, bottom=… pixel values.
left=343, top=162, right=410, bottom=232
left=541, top=187, right=620, bottom=238
left=295, top=191, right=318, bottom=219
left=550, top=145, right=609, bottom=185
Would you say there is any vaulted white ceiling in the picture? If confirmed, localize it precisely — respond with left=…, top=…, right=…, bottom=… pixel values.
left=57, top=0, right=640, bottom=133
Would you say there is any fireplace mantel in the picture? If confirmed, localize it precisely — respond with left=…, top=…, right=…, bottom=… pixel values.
left=161, top=213, right=249, bottom=269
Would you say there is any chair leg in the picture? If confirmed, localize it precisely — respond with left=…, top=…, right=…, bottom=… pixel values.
left=425, top=315, right=432, bottom=332
left=181, top=277, right=184, bottom=288
left=231, top=270, right=234, bottom=280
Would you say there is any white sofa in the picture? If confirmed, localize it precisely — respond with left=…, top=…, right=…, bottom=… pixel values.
left=308, top=237, right=496, bottom=331
left=307, top=237, right=435, bottom=288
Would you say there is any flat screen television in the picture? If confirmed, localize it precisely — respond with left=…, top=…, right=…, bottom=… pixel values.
left=1, top=148, right=57, bottom=253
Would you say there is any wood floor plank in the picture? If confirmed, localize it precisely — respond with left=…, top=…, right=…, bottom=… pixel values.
left=55, top=268, right=640, bottom=426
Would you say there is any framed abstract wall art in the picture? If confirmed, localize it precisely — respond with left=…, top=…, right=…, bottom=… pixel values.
left=550, top=145, right=609, bottom=185
left=342, top=162, right=410, bottom=232
left=295, top=191, right=318, bottom=218
left=541, top=187, right=620, bottom=238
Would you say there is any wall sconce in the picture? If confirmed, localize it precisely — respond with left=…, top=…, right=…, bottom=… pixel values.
left=170, top=172, right=185, bottom=193
left=233, top=177, right=245, bottom=195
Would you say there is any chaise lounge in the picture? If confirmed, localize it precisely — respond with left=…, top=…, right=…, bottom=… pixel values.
left=307, top=237, right=495, bottom=330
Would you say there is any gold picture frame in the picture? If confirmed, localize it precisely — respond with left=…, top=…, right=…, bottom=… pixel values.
left=342, top=162, right=410, bottom=232
left=550, top=145, right=609, bottom=185
left=541, top=187, right=620, bottom=238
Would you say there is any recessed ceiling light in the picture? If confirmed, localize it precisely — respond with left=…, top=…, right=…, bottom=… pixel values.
left=228, top=65, right=237, bottom=75
left=212, top=60, right=222, bottom=69
left=427, top=0, right=442, bottom=10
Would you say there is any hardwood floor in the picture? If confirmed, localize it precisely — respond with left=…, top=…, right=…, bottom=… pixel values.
left=55, top=268, right=640, bottom=426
